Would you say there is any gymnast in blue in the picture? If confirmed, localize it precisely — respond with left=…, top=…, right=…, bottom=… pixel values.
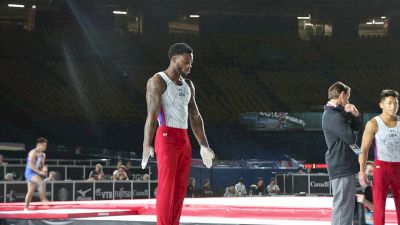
left=24, top=137, right=49, bottom=210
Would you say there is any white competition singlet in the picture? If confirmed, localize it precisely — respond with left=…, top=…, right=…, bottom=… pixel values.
left=157, top=72, right=191, bottom=129
left=374, top=116, right=400, bottom=162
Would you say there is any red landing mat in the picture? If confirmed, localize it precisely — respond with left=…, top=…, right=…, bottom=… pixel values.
left=0, top=197, right=398, bottom=223
left=0, top=208, right=136, bottom=219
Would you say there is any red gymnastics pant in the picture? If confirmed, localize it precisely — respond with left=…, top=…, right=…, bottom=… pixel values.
left=373, top=160, right=400, bottom=225
left=155, top=126, right=192, bottom=225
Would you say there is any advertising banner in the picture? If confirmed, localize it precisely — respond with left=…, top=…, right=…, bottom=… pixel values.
left=53, top=182, right=73, bottom=201
left=114, top=181, right=132, bottom=200
left=75, top=182, right=94, bottom=201
left=94, top=182, right=114, bottom=200
left=241, top=112, right=322, bottom=130
left=309, top=175, right=330, bottom=194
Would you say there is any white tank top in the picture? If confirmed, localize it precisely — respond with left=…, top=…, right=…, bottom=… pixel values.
left=374, top=116, right=400, bottom=162
left=26, top=150, right=45, bottom=169
left=157, top=72, right=191, bottom=129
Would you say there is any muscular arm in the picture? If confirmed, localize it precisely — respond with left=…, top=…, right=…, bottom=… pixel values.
left=143, top=75, right=166, bottom=147
left=187, top=80, right=209, bottom=147
left=359, top=119, right=377, bottom=172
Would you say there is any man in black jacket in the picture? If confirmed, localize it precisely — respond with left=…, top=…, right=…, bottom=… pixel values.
left=322, top=81, right=362, bottom=225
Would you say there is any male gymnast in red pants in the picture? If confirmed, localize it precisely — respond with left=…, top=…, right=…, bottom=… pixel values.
left=141, top=43, right=215, bottom=225
left=359, top=89, right=400, bottom=225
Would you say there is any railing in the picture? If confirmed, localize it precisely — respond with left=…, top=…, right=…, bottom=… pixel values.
left=0, top=180, right=158, bottom=203
left=3, top=158, right=111, bottom=166
left=0, top=165, right=150, bottom=181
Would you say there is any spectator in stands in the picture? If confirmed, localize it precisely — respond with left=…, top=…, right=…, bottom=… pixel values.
left=113, top=165, right=129, bottom=180
left=202, top=179, right=213, bottom=197
left=235, top=178, right=247, bottom=196
left=267, top=178, right=280, bottom=195
left=0, top=154, right=7, bottom=165
left=88, top=164, right=104, bottom=181
left=250, top=177, right=265, bottom=196
left=125, top=161, right=133, bottom=179
left=143, top=173, right=150, bottom=181
left=187, top=178, right=197, bottom=197
left=45, top=171, right=57, bottom=182
left=4, top=173, right=14, bottom=181
left=112, top=161, right=122, bottom=178
left=224, top=185, right=238, bottom=197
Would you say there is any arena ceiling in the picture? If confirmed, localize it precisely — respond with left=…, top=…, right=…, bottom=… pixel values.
left=1, top=0, right=400, bottom=26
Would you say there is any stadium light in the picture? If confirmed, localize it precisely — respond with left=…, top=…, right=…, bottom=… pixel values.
left=8, top=4, right=25, bottom=8
left=297, top=14, right=311, bottom=20
left=32, top=5, right=36, bottom=9
left=366, top=20, right=384, bottom=25
left=190, top=15, right=200, bottom=18
left=113, top=11, right=127, bottom=15
left=381, top=16, right=386, bottom=19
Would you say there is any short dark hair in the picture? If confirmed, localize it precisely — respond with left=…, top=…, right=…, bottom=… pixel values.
left=168, top=43, right=193, bottom=60
left=379, top=89, right=399, bottom=102
left=328, top=81, right=351, bottom=100
left=36, top=137, right=48, bottom=144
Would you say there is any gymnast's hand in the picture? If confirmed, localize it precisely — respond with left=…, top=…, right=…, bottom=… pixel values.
left=200, top=145, right=215, bottom=168
left=39, top=170, right=47, bottom=176
left=141, top=145, right=154, bottom=169
left=359, top=171, right=370, bottom=187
